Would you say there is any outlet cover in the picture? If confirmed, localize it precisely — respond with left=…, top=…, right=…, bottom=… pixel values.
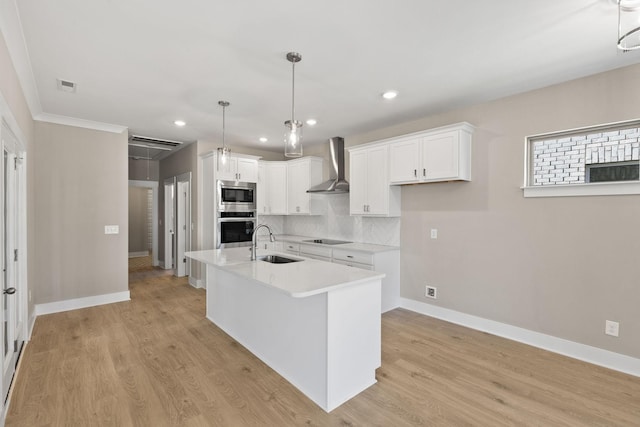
left=430, top=229, right=438, bottom=239
left=605, top=320, right=619, bottom=337
left=426, top=286, right=437, bottom=299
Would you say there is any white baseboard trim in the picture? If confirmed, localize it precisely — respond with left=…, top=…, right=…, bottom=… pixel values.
left=129, top=251, right=149, bottom=258
left=400, top=298, right=640, bottom=378
left=188, top=276, right=204, bottom=289
left=27, top=314, right=36, bottom=340
left=35, top=291, right=131, bottom=316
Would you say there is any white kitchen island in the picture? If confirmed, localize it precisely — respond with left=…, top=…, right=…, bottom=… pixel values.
left=185, top=248, right=384, bottom=412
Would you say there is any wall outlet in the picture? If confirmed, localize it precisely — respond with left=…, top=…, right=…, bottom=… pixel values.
left=430, top=229, right=438, bottom=239
left=426, top=286, right=437, bottom=299
left=605, top=320, right=619, bottom=337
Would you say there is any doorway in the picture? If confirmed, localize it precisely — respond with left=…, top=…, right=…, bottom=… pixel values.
left=0, top=121, right=26, bottom=405
left=128, top=180, right=158, bottom=267
left=163, top=173, right=191, bottom=277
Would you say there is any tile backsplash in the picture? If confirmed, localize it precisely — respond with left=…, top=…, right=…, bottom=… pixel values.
left=259, top=194, right=400, bottom=246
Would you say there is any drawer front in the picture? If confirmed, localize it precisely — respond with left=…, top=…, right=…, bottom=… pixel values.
left=301, top=253, right=332, bottom=262
left=299, top=244, right=333, bottom=258
left=332, top=249, right=373, bottom=265
left=283, top=242, right=300, bottom=253
left=332, top=258, right=374, bottom=271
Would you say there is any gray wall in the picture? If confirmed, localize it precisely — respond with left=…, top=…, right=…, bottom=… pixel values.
left=345, top=63, right=640, bottom=359
left=128, top=187, right=150, bottom=253
left=34, top=122, right=128, bottom=304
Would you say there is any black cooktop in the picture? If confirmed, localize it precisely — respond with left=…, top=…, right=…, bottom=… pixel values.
left=302, top=239, right=352, bottom=245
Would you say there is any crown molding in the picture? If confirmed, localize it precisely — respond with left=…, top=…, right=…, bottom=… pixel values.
left=35, top=112, right=127, bottom=134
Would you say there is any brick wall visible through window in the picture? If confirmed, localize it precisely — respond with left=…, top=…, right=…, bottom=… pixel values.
left=531, top=126, right=640, bottom=186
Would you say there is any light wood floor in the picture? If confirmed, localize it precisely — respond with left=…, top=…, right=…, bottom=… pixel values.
left=6, top=266, right=640, bottom=426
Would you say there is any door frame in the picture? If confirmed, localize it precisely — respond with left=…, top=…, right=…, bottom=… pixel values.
left=163, top=177, right=176, bottom=270
left=128, top=180, right=159, bottom=267
left=175, top=172, right=191, bottom=277
left=0, top=118, right=27, bottom=415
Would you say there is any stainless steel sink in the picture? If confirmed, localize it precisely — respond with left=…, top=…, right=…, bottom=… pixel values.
left=257, top=255, right=302, bottom=264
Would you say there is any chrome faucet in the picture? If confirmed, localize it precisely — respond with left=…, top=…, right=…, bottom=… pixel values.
left=251, top=224, right=275, bottom=261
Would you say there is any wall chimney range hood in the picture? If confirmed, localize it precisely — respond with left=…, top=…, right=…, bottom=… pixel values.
left=307, top=137, right=349, bottom=194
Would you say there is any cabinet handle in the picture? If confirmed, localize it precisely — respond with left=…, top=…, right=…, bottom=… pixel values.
left=347, top=255, right=354, bottom=258
left=414, top=169, right=417, bottom=177
left=423, top=168, right=426, bottom=177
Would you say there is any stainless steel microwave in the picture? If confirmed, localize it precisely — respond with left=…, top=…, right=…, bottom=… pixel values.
left=217, top=180, right=256, bottom=212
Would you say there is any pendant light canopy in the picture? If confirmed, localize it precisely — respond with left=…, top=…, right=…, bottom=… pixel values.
left=217, top=100, right=231, bottom=172
left=284, top=52, right=303, bottom=158
left=618, top=0, right=640, bottom=50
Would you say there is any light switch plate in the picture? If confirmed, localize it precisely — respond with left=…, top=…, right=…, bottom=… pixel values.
left=430, top=229, right=438, bottom=239
left=104, top=225, right=119, bottom=235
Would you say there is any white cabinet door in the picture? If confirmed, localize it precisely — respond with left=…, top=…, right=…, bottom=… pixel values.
left=237, top=157, right=258, bottom=182
left=287, top=160, right=306, bottom=214
left=366, top=145, right=390, bottom=215
left=389, top=137, right=420, bottom=184
left=349, top=150, right=368, bottom=215
left=286, top=157, right=323, bottom=215
left=257, top=162, right=268, bottom=215
left=422, top=131, right=459, bottom=181
left=267, top=162, right=287, bottom=214
left=215, top=156, right=238, bottom=181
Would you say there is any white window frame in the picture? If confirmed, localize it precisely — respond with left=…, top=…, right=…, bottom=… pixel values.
left=522, top=118, right=640, bottom=198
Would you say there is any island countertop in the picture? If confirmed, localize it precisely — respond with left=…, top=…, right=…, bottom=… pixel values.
left=186, top=248, right=385, bottom=298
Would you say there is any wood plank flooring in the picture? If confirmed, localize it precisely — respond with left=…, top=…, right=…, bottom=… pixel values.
left=6, top=266, right=640, bottom=426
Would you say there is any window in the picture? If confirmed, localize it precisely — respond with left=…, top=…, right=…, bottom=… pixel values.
left=523, top=119, right=640, bottom=197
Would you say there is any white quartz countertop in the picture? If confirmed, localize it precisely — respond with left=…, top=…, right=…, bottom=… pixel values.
left=273, top=235, right=400, bottom=253
left=186, top=248, right=385, bottom=298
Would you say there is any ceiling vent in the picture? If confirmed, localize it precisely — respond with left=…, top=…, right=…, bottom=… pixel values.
left=128, top=135, right=184, bottom=148
left=56, top=78, right=76, bottom=93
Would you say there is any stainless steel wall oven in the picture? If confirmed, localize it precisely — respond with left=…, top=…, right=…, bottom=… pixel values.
left=216, top=180, right=256, bottom=248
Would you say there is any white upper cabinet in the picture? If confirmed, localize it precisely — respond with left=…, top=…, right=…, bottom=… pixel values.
left=267, top=162, right=288, bottom=215
left=216, top=154, right=259, bottom=182
left=287, top=157, right=323, bottom=215
left=257, top=161, right=288, bottom=215
left=388, top=122, right=474, bottom=185
left=348, top=144, right=401, bottom=217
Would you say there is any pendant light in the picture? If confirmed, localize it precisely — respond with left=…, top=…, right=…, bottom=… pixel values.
left=618, top=0, right=640, bottom=50
left=284, top=52, right=303, bottom=158
left=217, top=100, right=231, bottom=172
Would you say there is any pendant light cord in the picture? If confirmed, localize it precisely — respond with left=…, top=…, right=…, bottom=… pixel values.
left=291, top=60, right=296, bottom=124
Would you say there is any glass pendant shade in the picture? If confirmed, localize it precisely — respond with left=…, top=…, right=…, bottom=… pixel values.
left=217, top=100, right=231, bottom=172
left=618, top=0, right=640, bottom=50
left=284, top=120, right=303, bottom=157
left=217, top=146, right=231, bottom=172
left=283, top=52, right=303, bottom=158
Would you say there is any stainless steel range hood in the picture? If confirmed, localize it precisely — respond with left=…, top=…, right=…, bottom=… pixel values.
left=307, top=137, right=349, bottom=194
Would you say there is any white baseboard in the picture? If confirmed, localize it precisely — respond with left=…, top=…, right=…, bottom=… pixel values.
left=188, top=276, right=204, bottom=289
left=27, top=314, right=36, bottom=340
left=35, top=291, right=131, bottom=316
left=128, top=251, right=149, bottom=258
left=400, top=298, right=640, bottom=378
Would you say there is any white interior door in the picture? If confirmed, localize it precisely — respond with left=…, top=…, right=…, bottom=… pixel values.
left=163, top=180, right=175, bottom=270
left=1, top=126, right=24, bottom=403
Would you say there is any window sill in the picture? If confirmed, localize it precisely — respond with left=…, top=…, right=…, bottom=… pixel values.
left=522, top=181, right=640, bottom=198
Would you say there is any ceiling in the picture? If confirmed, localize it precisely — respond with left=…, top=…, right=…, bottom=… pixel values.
left=9, top=0, right=640, bottom=157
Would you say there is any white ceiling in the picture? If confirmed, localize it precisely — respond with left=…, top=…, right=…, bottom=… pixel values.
left=9, top=0, right=640, bottom=155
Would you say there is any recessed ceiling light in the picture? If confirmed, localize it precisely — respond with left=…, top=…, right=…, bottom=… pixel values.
left=382, top=90, right=398, bottom=100
left=259, top=137, right=268, bottom=143
left=174, top=120, right=186, bottom=127
left=306, top=119, right=317, bottom=126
